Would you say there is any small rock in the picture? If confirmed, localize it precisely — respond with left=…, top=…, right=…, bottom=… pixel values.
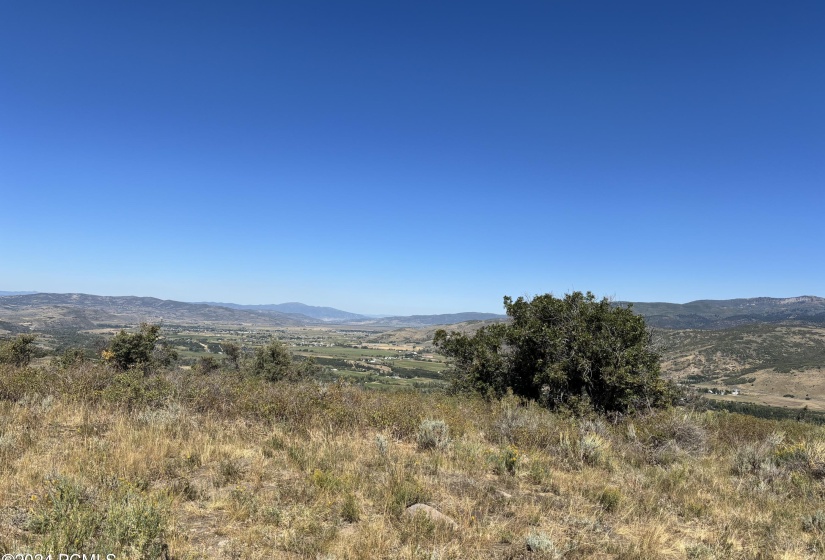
left=495, top=489, right=513, bottom=499
left=404, top=503, right=458, bottom=530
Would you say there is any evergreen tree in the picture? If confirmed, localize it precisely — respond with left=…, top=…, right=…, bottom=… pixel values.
left=434, top=292, right=669, bottom=414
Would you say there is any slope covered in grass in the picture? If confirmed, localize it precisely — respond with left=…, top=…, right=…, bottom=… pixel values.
left=1, top=363, right=825, bottom=558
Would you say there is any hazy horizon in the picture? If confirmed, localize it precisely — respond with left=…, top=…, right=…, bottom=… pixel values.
left=2, top=288, right=824, bottom=317
left=2, top=2, right=823, bottom=315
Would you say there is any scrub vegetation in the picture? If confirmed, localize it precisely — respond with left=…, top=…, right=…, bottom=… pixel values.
left=434, top=292, right=669, bottom=414
left=1, top=316, right=825, bottom=559
left=1, top=365, right=825, bottom=559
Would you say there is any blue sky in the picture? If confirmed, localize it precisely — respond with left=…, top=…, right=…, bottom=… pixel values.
left=1, top=1, right=823, bottom=315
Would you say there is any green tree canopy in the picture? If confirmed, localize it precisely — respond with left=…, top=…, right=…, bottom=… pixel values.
left=434, top=292, right=669, bottom=414
left=221, top=342, right=242, bottom=370
left=249, top=338, right=318, bottom=382
left=103, top=323, right=162, bottom=371
left=0, top=334, right=38, bottom=366
left=250, top=339, right=294, bottom=382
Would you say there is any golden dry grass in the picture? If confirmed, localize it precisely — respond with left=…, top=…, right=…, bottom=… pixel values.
left=1, top=363, right=825, bottom=558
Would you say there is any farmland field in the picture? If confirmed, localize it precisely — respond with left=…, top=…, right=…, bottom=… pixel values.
left=156, top=325, right=450, bottom=391
left=11, top=316, right=825, bottom=412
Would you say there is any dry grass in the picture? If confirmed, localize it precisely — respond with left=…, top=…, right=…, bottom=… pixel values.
left=1, top=363, right=825, bottom=558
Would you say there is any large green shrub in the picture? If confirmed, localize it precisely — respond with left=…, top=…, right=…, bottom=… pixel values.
left=0, top=333, right=38, bottom=366
left=434, top=291, right=669, bottom=414
left=250, top=338, right=295, bottom=382
left=221, top=341, right=242, bottom=369
left=103, top=323, right=161, bottom=371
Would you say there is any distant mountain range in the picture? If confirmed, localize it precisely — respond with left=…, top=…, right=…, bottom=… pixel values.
left=2, top=292, right=824, bottom=332
left=199, top=301, right=369, bottom=322
left=346, top=312, right=505, bottom=328
left=0, top=293, right=306, bottom=330
left=0, top=292, right=506, bottom=330
left=196, top=302, right=501, bottom=326
left=622, top=296, right=825, bottom=329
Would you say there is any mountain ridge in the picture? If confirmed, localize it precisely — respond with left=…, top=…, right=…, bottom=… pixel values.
left=0, top=293, right=309, bottom=329
left=620, top=296, right=825, bottom=329
left=198, top=301, right=369, bottom=322
left=3, top=292, right=825, bottom=330
left=0, top=293, right=507, bottom=330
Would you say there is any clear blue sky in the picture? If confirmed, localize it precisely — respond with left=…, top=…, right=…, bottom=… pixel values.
left=1, top=1, right=823, bottom=315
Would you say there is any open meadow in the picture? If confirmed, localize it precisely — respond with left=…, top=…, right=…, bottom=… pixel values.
left=2, top=359, right=825, bottom=558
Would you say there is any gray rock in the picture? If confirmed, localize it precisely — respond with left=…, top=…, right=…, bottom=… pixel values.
left=404, top=503, right=458, bottom=530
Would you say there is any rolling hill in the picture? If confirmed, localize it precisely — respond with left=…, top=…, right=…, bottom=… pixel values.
left=0, top=293, right=309, bottom=329
left=200, top=301, right=369, bottom=322
left=624, top=296, right=825, bottom=329
left=4, top=291, right=825, bottom=332
left=349, top=312, right=505, bottom=328
left=0, top=293, right=506, bottom=330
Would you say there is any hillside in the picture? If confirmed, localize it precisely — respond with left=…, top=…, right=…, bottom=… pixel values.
left=381, top=296, right=825, bottom=330
left=3, top=293, right=825, bottom=556
left=0, top=292, right=507, bottom=330
left=659, top=323, right=825, bottom=379
left=626, top=296, right=825, bottom=329
left=4, top=292, right=825, bottom=408
left=0, top=293, right=310, bottom=329
left=658, top=323, right=825, bottom=411
left=2, top=361, right=825, bottom=558
left=353, top=312, right=506, bottom=328
left=359, top=295, right=825, bottom=330
left=201, top=303, right=506, bottom=328
left=7, top=292, right=825, bottom=331
left=201, top=301, right=369, bottom=322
